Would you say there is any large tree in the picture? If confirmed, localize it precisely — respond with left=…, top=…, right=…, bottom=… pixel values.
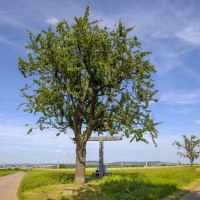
left=173, top=135, right=200, bottom=166
left=18, top=7, right=159, bottom=183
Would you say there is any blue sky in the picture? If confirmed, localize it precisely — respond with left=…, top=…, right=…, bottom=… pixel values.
left=0, top=0, right=200, bottom=164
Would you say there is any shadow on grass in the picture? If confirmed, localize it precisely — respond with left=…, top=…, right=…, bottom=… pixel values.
left=60, top=173, right=189, bottom=200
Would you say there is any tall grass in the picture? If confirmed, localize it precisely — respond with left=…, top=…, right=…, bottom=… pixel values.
left=0, top=169, right=21, bottom=177
left=18, top=169, right=74, bottom=193
left=18, top=167, right=200, bottom=200
left=83, top=167, right=199, bottom=200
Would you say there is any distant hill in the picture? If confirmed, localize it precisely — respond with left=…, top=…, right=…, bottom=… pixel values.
left=1, top=161, right=175, bottom=167
left=86, top=160, right=174, bottom=166
left=86, top=161, right=99, bottom=166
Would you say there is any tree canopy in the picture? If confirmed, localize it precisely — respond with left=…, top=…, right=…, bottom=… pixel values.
left=18, top=6, right=159, bottom=183
left=173, top=135, right=200, bottom=166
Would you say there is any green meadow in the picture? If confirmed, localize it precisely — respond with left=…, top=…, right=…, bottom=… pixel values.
left=0, top=168, right=21, bottom=177
left=18, top=166, right=200, bottom=200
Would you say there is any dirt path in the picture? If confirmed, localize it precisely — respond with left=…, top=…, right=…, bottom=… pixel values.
left=0, top=172, right=25, bottom=200
left=181, top=185, right=200, bottom=200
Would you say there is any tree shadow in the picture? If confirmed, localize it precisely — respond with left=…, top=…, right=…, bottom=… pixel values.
left=60, top=172, right=190, bottom=200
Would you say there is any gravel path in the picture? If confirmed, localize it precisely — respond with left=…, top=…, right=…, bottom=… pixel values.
left=181, top=185, right=200, bottom=200
left=0, top=172, right=25, bottom=200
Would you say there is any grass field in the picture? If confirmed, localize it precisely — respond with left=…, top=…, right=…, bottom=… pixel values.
left=0, top=169, right=21, bottom=177
left=18, top=166, right=200, bottom=200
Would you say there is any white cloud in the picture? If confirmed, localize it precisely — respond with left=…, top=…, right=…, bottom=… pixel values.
left=0, top=122, right=76, bottom=164
left=176, top=26, right=200, bottom=45
left=195, top=120, right=200, bottom=125
left=54, top=149, right=62, bottom=153
left=160, top=90, right=200, bottom=104
left=46, top=17, right=59, bottom=25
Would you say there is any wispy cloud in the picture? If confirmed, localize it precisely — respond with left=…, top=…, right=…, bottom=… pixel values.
left=0, top=122, right=74, bottom=149
left=0, top=12, right=27, bottom=30
left=166, top=107, right=193, bottom=114
left=0, top=0, right=199, bottom=76
left=194, top=120, right=200, bottom=125
left=160, top=90, right=200, bottom=104
left=0, top=121, right=76, bottom=163
left=0, top=36, right=18, bottom=47
left=176, top=26, right=200, bottom=45
left=46, top=17, right=59, bottom=25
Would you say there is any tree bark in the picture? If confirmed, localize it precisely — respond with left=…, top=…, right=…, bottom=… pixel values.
left=75, top=141, right=86, bottom=183
left=190, top=159, right=194, bottom=166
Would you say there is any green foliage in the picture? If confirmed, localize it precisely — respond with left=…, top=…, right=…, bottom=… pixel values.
left=18, top=167, right=200, bottom=200
left=173, top=135, right=200, bottom=165
left=59, top=164, right=67, bottom=169
left=18, top=6, right=159, bottom=144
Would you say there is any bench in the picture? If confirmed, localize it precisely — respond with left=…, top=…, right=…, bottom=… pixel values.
left=92, top=171, right=112, bottom=178
left=92, top=172, right=99, bottom=178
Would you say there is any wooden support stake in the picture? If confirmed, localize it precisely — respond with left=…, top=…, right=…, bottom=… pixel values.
left=88, top=136, right=122, bottom=178
left=99, top=140, right=104, bottom=178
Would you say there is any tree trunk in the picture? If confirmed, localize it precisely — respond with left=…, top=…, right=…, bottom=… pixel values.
left=75, top=141, right=86, bottom=183
left=190, top=159, right=194, bottom=166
